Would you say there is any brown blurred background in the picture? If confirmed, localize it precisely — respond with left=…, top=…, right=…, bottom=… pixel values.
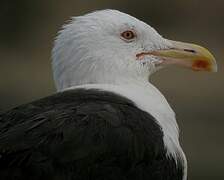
left=0, top=0, right=223, bottom=179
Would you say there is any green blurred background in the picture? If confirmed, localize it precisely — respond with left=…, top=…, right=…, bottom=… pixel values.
left=0, top=0, right=223, bottom=179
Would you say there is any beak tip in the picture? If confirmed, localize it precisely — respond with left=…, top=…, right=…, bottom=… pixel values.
left=211, top=63, right=218, bottom=72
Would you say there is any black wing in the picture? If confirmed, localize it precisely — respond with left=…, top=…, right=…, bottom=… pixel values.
left=0, top=89, right=183, bottom=180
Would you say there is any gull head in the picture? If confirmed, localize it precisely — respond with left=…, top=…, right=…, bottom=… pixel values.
left=52, top=9, right=217, bottom=91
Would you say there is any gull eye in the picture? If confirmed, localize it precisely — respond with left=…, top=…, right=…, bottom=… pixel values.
left=121, top=30, right=136, bottom=41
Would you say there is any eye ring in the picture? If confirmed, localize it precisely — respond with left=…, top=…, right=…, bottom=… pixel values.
left=121, top=30, right=136, bottom=42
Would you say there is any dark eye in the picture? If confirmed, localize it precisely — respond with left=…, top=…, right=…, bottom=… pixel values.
left=121, top=30, right=136, bottom=41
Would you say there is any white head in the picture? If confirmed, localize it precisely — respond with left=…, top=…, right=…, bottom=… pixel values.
left=52, top=9, right=216, bottom=91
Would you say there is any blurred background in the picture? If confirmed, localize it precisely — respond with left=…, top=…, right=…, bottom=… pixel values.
left=0, top=0, right=223, bottom=179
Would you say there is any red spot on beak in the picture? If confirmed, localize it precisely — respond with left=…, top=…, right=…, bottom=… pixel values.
left=192, top=60, right=209, bottom=71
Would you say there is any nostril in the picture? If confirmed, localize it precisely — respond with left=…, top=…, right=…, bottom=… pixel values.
left=184, top=49, right=196, bottom=53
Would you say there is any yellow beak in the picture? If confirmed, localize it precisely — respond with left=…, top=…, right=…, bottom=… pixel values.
left=150, top=40, right=217, bottom=72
